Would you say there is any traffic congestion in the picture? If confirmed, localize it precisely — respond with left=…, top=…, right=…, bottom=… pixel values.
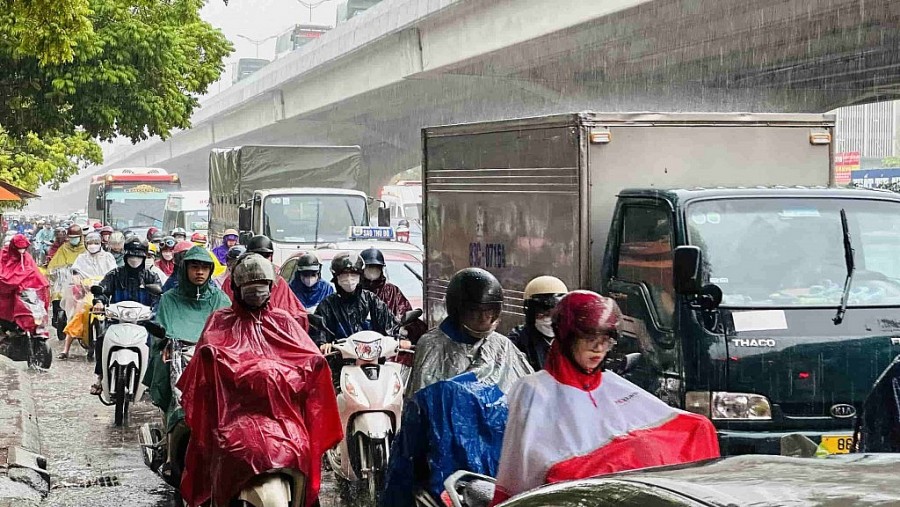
left=2, top=1, right=900, bottom=507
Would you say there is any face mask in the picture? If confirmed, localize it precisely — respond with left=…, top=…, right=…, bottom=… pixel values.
left=301, top=273, right=318, bottom=288
left=337, top=273, right=360, bottom=293
left=241, top=285, right=271, bottom=309
left=161, top=251, right=175, bottom=261
left=363, top=266, right=382, bottom=281
left=17, top=248, right=27, bottom=255
left=126, top=257, right=144, bottom=269
left=87, top=244, right=102, bottom=254
left=69, top=238, right=81, bottom=246
left=534, top=316, right=554, bottom=338
left=462, top=320, right=499, bottom=341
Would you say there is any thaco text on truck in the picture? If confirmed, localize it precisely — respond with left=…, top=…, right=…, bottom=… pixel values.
left=208, top=145, right=391, bottom=266
left=422, top=112, right=900, bottom=455
left=88, top=168, right=181, bottom=238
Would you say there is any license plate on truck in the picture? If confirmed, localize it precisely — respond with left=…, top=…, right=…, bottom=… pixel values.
left=820, top=435, right=853, bottom=454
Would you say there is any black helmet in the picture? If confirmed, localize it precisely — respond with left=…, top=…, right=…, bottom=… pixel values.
left=330, top=251, right=364, bottom=277
left=123, top=237, right=149, bottom=259
left=246, top=235, right=274, bottom=255
left=445, top=268, right=504, bottom=321
left=226, top=245, right=247, bottom=262
left=296, top=252, right=322, bottom=273
left=360, top=247, right=385, bottom=267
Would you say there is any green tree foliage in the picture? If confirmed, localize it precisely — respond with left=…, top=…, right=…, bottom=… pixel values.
left=0, top=0, right=232, bottom=195
left=881, top=156, right=900, bottom=168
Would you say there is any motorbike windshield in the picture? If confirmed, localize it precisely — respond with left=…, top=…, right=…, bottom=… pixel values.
left=687, top=197, right=900, bottom=307
left=263, top=194, right=367, bottom=243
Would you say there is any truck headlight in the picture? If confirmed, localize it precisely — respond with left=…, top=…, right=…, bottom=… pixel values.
left=685, top=391, right=772, bottom=420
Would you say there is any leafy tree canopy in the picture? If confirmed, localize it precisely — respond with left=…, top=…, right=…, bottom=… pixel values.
left=0, top=0, right=232, bottom=198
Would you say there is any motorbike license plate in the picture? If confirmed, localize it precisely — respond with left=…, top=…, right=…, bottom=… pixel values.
left=820, top=435, right=853, bottom=454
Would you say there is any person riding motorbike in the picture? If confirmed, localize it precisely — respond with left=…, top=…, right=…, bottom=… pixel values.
left=144, top=245, right=231, bottom=485
left=149, top=231, right=164, bottom=249
left=508, top=276, right=569, bottom=371
left=45, top=227, right=67, bottom=263
left=170, top=227, right=188, bottom=243
left=91, top=238, right=163, bottom=394
left=190, top=232, right=207, bottom=248
left=33, top=222, right=54, bottom=263
left=215, top=245, right=245, bottom=287
left=107, top=231, right=126, bottom=267
left=490, top=291, right=720, bottom=505
left=312, top=251, right=398, bottom=352
left=288, top=252, right=333, bottom=312
left=0, top=235, right=50, bottom=335
left=212, top=229, right=239, bottom=265
left=221, top=235, right=309, bottom=331
left=99, top=226, right=114, bottom=251
left=406, top=267, right=532, bottom=397
left=58, top=232, right=116, bottom=359
left=161, top=241, right=203, bottom=293
left=47, top=224, right=86, bottom=333
left=155, top=236, right=177, bottom=279
left=146, top=227, right=160, bottom=244
left=176, top=253, right=341, bottom=507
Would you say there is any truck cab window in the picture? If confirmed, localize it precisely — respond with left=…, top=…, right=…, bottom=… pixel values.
left=616, top=206, right=675, bottom=329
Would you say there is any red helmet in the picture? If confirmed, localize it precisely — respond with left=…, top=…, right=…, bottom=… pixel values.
left=553, top=291, right=620, bottom=345
left=92, top=222, right=102, bottom=230
left=173, top=241, right=194, bottom=255
left=191, top=232, right=207, bottom=243
left=146, top=227, right=159, bottom=241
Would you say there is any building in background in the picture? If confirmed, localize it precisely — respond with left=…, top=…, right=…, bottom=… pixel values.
left=833, top=101, right=899, bottom=165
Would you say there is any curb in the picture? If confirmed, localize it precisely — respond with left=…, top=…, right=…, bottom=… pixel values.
left=0, top=356, right=48, bottom=506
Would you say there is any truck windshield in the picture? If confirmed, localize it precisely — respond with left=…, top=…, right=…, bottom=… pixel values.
left=687, top=198, right=900, bottom=307
left=107, top=199, right=166, bottom=229
left=263, top=194, right=367, bottom=243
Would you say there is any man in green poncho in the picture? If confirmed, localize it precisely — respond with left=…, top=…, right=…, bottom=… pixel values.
left=144, top=246, right=230, bottom=484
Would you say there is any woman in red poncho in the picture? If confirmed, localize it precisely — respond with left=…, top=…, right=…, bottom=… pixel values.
left=0, top=235, right=50, bottom=332
left=491, top=291, right=719, bottom=505
left=177, top=253, right=341, bottom=507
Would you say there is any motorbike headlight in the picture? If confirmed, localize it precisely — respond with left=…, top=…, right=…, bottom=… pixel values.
left=685, top=391, right=772, bottom=420
left=354, top=341, right=382, bottom=362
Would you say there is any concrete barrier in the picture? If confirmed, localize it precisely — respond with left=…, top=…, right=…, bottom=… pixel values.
left=0, top=356, right=48, bottom=506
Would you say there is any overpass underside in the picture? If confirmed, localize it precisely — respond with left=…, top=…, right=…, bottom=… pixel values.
left=87, top=0, right=900, bottom=199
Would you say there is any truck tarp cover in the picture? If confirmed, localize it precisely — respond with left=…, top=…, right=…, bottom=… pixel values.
left=209, top=145, right=362, bottom=237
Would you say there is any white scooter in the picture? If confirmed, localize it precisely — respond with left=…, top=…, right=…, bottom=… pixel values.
left=317, top=310, right=421, bottom=504
left=95, top=300, right=151, bottom=426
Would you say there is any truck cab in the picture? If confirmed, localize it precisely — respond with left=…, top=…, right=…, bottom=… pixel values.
left=239, top=187, right=371, bottom=266
left=603, top=186, right=900, bottom=454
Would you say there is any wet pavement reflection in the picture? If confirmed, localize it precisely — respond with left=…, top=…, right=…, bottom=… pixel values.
left=31, top=335, right=342, bottom=507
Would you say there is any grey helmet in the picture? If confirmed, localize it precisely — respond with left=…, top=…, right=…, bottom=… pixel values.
left=231, top=253, right=276, bottom=289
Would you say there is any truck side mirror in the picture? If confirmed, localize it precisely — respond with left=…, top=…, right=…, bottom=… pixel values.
left=238, top=206, right=252, bottom=232
left=238, top=231, right=253, bottom=246
left=673, top=246, right=703, bottom=295
left=377, top=206, right=391, bottom=227
left=95, top=193, right=104, bottom=212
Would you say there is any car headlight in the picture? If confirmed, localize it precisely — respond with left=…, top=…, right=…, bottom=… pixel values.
left=685, top=391, right=772, bottom=420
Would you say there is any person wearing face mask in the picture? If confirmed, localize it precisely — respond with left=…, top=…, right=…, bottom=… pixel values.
left=170, top=227, right=188, bottom=243
left=47, top=224, right=86, bottom=272
left=45, top=227, right=68, bottom=264
left=490, top=291, right=719, bottom=505
left=219, top=235, right=309, bottom=331
left=176, top=253, right=340, bottom=507
left=48, top=224, right=87, bottom=333
left=0, top=234, right=50, bottom=335
left=288, top=253, right=334, bottom=313
left=508, top=276, right=568, bottom=371
left=91, top=238, right=162, bottom=394
left=311, top=251, right=396, bottom=353
left=405, top=268, right=532, bottom=397
left=155, top=236, right=178, bottom=280
left=107, top=231, right=126, bottom=267
left=143, top=246, right=230, bottom=484
left=58, top=233, right=117, bottom=359
left=212, top=229, right=239, bottom=264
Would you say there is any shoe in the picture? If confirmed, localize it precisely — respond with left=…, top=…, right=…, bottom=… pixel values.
left=57, top=352, right=68, bottom=359
left=90, top=383, right=102, bottom=395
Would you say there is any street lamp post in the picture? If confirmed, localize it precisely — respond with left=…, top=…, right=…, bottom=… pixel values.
left=295, top=0, right=333, bottom=22
left=235, top=34, right=277, bottom=59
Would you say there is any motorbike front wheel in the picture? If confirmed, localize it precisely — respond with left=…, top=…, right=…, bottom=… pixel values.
left=31, top=339, right=52, bottom=370
left=113, top=365, right=131, bottom=426
left=54, top=307, right=66, bottom=341
left=366, top=439, right=387, bottom=504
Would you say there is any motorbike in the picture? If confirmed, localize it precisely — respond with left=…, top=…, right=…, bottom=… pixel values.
left=49, top=267, right=72, bottom=341
left=316, top=309, right=422, bottom=505
left=0, top=289, right=53, bottom=370
left=65, top=276, right=105, bottom=360
left=139, top=333, right=196, bottom=489
left=94, top=299, right=151, bottom=426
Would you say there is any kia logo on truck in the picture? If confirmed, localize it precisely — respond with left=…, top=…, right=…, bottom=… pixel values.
left=830, top=404, right=856, bottom=419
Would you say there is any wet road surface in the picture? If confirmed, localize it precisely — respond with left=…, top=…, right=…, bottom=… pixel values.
left=30, top=334, right=343, bottom=507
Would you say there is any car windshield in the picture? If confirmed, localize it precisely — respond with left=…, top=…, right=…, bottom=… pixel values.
left=385, top=259, right=422, bottom=302
left=107, top=199, right=166, bottom=229
left=687, top=197, right=900, bottom=307
left=263, top=194, right=367, bottom=243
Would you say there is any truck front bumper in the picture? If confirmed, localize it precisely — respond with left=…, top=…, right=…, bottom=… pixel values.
left=717, top=429, right=854, bottom=456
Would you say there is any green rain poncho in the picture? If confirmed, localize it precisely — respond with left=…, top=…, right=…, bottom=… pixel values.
left=144, top=246, right=231, bottom=431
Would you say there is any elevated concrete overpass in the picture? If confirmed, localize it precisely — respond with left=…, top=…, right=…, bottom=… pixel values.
left=44, top=0, right=900, bottom=210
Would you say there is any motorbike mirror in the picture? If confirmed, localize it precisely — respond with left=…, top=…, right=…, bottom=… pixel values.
left=699, top=284, right=723, bottom=310
left=90, top=285, right=104, bottom=296
left=400, top=308, right=423, bottom=327
left=308, top=314, right=336, bottom=338
left=606, top=352, right=642, bottom=375
left=145, top=284, right=163, bottom=296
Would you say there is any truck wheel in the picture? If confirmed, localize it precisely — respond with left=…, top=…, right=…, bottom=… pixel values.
left=113, top=366, right=130, bottom=426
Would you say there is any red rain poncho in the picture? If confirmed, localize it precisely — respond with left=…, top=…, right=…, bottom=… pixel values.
left=221, top=274, right=309, bottom=332
left=0, top=236, right=50, bottom=332
left=177, top=304, right=341, bottom=507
